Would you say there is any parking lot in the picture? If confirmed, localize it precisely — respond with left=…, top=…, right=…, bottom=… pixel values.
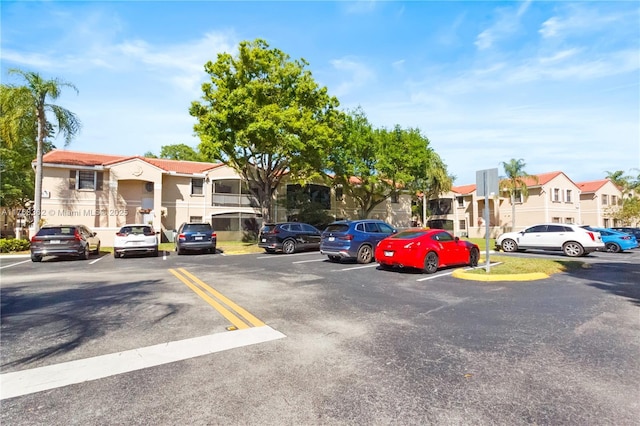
left=1, top=249, right=639, bottom=424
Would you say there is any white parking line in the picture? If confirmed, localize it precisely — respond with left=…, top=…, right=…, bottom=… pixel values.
left=257, top=252, right=322, bottom=260
left=89, top=256, right=104, bottom=265
left=333, top=263, right=379, bottom=272
left=0, top=326, right=286, bottom=400
left=416, top=271, right=455, bottom=281
left=292, top=258, right=326, bottom=264
left=0, top=259, right=31, bottom=269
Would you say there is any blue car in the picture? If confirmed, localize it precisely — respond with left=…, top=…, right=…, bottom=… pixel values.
left=583, top=227, right=638, bottom=253
left=320, top=219, right=397, bottom=263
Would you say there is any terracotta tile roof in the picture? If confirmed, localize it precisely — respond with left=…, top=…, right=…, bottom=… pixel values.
left=41, top=149, right=222, bottom=174
left=515, top=171, right=564, bottom=186
left=452, top=184, right=476, bottom=194
left=576, top=179, right=609, bottom=193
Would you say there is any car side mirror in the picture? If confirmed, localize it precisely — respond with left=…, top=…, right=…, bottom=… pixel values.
left=91, top=232, right=96, bottom=237
left=454, top=236, right=460, bottom=242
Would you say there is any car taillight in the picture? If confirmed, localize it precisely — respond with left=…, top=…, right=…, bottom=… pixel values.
left=587, top=232, right=595, bottom=241
left=340, top=235, right=354, bottom=240
left=74, top=230, right=82, bottom=241
left=621, top=236, right=631, bottom=240
left=116, top=232, right=127, bottom=237
left=211, top=232, right=217, bottom=238
left=30, top=236, right=41, bottom=242
left=178, top=233, right=186, bottom=240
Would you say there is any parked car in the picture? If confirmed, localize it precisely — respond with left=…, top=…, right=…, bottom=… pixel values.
left=609, top=227, right=640, bottom=241
left=581, top=226, right=638, bottom=253
left=320, top=219, right=397, bottom=263
left=174, top=222, right=216, bottom=255
left=30, top=224, right=100, bottom=262
left=258, top=222, right=322, bottom=254
left=496, top=223, right=604, bottom=257
left=113, top=224, right=159, bottom=258
left=375, top=228, right=480, bottom=273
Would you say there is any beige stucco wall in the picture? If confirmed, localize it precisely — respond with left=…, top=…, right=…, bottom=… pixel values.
left=580, top=181, right=622, bottom=227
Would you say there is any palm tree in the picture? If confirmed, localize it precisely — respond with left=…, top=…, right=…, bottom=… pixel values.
left=7, top=69, right=81, bottom=231
left=501, top=158, right=537, bottom=231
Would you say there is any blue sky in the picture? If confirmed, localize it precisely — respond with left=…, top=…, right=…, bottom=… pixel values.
left=2, top=0, right=639, bottom=186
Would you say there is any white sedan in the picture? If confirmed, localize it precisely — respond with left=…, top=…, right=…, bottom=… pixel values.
left=113, top=224, right=159, bottom=258
left=496, top=223, right=604, bottom=257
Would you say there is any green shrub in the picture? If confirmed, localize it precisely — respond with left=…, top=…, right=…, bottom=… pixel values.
left=0, top=238, right=30, bottom=253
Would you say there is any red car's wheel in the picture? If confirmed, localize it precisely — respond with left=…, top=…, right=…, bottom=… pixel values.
left=423, top=252, right=439, bottom=274
left=469, top=247, right=480, bottom=267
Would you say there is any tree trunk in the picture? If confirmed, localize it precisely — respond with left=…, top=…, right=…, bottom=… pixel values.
left=33, top=107, right=46, bottom=233
left=511, top=193, right=516, bottom=232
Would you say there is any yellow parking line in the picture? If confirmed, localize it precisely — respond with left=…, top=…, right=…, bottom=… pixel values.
left=168, top=269, right=250, bottom=330
left=177, top=268, right=265, bottom=328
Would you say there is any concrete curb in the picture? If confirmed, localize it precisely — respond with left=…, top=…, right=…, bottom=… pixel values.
left=452, top=269, right=549, bottom=282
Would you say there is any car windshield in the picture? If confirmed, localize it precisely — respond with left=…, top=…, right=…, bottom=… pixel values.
left=37, top=226, right=75, bottom=236
left=261, top=225, right=276, bottom=233
left=119, top=226, right=153, bottom=235
left=184, top=224, right=211, bottom=232
left=389, top=230, right=428, bottom=239
left=325, top=224, right=350, bottom=233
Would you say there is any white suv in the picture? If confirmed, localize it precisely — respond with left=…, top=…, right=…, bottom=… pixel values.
left=496, top=223, right=604, bottom=257
left=113, top=224, right=159, bottom=258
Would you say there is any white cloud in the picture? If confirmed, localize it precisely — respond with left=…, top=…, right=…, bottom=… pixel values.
left=329, top=58, right=376, bottom=97
left=475, top=1, right=531, bottom=50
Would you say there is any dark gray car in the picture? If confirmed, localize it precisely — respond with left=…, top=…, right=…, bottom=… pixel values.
left=174, top=222, right=216, bottom=255
left=258, top=222, right=322, bottom=254
left=30, top=224, right=100, bottom=262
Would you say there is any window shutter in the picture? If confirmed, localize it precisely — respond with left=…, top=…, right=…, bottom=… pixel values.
left=96, top=172, right=104, bottom=191
left=69, top=170, right=76, bottom=190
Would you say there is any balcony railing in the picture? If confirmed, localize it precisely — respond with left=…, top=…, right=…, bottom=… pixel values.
left=212, top=193, right=258, bottom=207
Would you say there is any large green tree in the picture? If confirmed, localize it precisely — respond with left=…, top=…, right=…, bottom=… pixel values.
left=501, top=158, right=537, bottom=231
left=1, top=85, right=37, bottom=218
left=190, top=39, right=341, bottom=223
left=4, top=69, right=81, bottom=231
left=329, top=108, right=444, bottom=219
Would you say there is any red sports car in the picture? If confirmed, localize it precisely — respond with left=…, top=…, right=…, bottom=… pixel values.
left=375, top=228, right=480, bottom=274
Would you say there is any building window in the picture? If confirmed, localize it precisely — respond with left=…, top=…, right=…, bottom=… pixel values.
left=335, top=186, right=344, bottom=201
left=459, top=219, right=466, bottom=230
left=428, top=199, right=452, bottom=215
left=69, top=170, right=103, bottom=191
left=212, top=179, right=255, bottom=207
left=456, top=196, right=464, bottom=208
left=602, top=194, right=608, bottom=205
left=565, top=217, right=574, bottom=224
left=513, top=190, right=523, bottom=204
left=611, top=195, right=617, bottom=205
left=552, top=217, right=561, bottom=223
left=552, top=188, right=561, bottom=202
left=391, top=191, right=399, bottom=204
left=189, top=216, right=203, bottom=223
left=603, top=218, right=610, bottom=227
left=286, top=184, right=331, bottom=210
left=565, top=189, right=572, bottom=203
left=191, top=178, right=204, bottom=195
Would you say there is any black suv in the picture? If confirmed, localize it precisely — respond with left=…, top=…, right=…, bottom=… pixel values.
left=174, top=222, right=216, bottom=255
left=258, top=222, right=322, bottom=254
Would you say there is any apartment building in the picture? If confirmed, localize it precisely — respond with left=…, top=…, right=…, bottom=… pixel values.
left=426, top=172, right=623, bottom=238
left=24, top=149, right=412, bottom=245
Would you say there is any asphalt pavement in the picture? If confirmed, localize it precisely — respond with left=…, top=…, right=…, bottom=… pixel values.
left=1, top=248, right=639, bottom=425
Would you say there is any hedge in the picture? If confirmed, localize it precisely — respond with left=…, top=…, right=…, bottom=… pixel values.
left=0, top=238, right=30, bottom=253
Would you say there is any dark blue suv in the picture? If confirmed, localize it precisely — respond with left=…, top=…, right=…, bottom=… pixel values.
left=320, top=219, right=397, bottom=263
